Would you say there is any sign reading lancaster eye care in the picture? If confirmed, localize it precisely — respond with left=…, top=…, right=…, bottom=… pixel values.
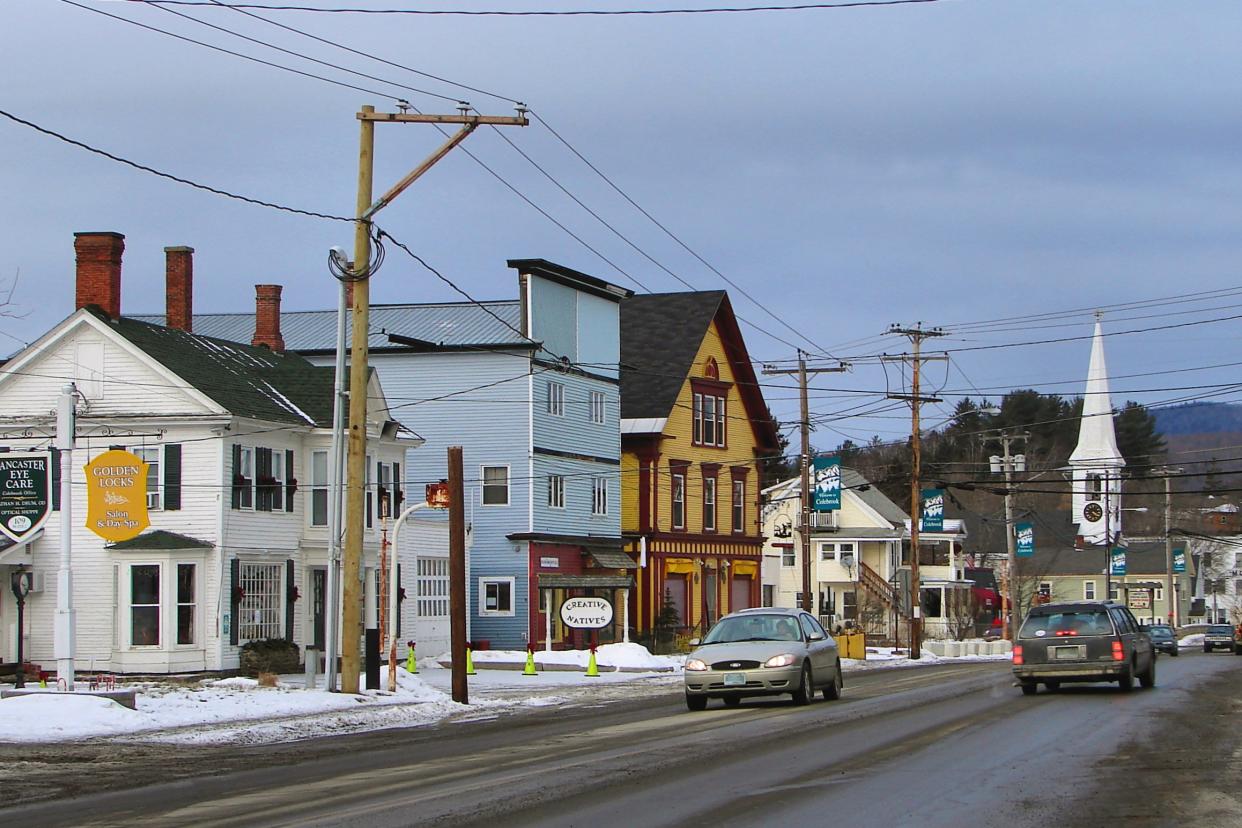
left=0, top=452, right=53, bottom=543
left=559, top=596, right=614, bottom=630
left=812, top=455, right=841, bottom=512
left=84, top=449, right=150, bottom=542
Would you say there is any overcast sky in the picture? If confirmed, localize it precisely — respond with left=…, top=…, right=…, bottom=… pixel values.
left=5, top=0, right=1242, bottom=450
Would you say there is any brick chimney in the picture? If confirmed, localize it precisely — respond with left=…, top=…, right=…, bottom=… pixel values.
left=164, top=246, right=194, bottom=333
left=74, top=232, right=125, bottom=319
left=252, top=284, right=285, bottom=352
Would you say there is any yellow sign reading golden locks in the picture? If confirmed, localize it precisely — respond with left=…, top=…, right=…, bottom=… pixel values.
left=85, top=449, right=150, bottom=542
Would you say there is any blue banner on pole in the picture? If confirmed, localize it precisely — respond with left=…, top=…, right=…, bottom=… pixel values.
left=921, top=488, right=945, bottom=532
left=1015, top=522, right=1034, bottom=557
left=1172, top=547, right=1186, bottom=574
left=1110, top=547, right=1127, bottom=577
left=812, top=455, right=842, bottom=512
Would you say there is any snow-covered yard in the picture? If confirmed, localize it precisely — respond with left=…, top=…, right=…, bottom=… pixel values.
left=0, top=642, right=1009, bottom=745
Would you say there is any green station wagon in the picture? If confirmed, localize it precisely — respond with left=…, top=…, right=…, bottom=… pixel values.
left=1013, top=601, right=1156, bottom=695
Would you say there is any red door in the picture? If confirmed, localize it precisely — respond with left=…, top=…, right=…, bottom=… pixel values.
left=731, top=575, right=753, bottom=612
left=665, top=574, right=689, bottom=626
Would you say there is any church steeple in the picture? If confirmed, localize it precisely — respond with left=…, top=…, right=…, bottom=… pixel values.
left=1069, top=313, right=1125, bottom=546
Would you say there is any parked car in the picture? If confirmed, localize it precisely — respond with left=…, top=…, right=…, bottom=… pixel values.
left=1202, top=624, right=1240, bottom=654
left=1147, top=624, right=1178, bottom=656
left=1012, top=601, right=1156, bottom=695
left=683, top=607, right=843, bottom=710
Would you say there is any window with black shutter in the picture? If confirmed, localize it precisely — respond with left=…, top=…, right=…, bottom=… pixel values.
left=164, top=444, right=182, bottom=511
left=255, top=447, right=273, bottom=512
left=284, top=449, right=296, bottom=513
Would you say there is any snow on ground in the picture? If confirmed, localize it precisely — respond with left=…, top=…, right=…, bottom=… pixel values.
left=0, top=643, right=1007, bottom=745
left=1179, top=633, right=1205, bottom=647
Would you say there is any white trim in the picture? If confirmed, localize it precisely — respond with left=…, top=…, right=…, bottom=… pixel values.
left=620, top=417, right=668, bottom=435
left=478, top=576, right=516, bottom=617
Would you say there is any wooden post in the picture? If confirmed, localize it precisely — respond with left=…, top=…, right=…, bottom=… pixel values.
left=448, top=446, right=468, bottom=704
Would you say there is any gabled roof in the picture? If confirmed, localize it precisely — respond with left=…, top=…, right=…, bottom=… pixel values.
left=620, top=291, right=778, bottom=449
left=765, top=469, right=909, bottom=527
left=1020, top=541, right=1173, bottom=577
left=98, top=309, right=337, bottom=427
left=106, top=530, right=213, bottom=551
left=133, top=301, right=528, bottom=353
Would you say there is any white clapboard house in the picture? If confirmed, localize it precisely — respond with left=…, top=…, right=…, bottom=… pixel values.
left=0, top=232, right=417, bottom=674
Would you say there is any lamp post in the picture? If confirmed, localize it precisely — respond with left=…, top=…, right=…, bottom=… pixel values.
left=10, top=567, right=31, bottom=688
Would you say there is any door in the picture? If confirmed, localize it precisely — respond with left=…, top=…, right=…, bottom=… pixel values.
left=731, top=575, right=753, bottom=612
left=704, top=569, right=717, bottom=626
left=665, top=574, right=688, bottom=628
left=311, top=568, right=327, bottom=651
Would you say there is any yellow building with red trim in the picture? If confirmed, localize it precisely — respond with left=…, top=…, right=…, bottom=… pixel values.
left=619, top=291, right=780, bottom=640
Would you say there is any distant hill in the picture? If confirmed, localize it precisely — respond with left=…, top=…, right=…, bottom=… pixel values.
left=1152, top=402, right=1242, bottom=436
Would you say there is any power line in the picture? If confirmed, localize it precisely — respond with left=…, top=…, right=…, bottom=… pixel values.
left=129, top=0, right=952, bottom=17
left=0, top=107, right=354, bottom=223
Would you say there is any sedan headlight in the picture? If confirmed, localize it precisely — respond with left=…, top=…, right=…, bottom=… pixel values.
left=685, top=658, right=708, bottom=672
left=764, top=654, right=797, bottom=668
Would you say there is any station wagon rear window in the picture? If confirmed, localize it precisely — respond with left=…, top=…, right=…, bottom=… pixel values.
left=1019, top=609, right=1114, bottom=639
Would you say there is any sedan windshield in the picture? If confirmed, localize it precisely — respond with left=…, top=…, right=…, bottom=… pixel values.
left=1148, top=627, right=1173, bottom=640
left=703, top=614, right=803, bottom=644
left=1019, top=609, right=1113, bottom=639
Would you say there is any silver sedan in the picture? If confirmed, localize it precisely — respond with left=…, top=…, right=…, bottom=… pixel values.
left=683, top=607, right=843, bottom=710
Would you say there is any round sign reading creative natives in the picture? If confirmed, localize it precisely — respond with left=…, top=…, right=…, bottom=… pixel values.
left=559, top=596, right=614, bottom=630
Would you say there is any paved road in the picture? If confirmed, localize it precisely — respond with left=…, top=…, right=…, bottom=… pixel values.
left=5, top=653, right=1241, bottom=827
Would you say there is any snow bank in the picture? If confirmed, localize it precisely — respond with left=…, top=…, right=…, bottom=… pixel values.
left=0, top=694, right=136, bottom=740
left=462, top=642, right=680, bottom=672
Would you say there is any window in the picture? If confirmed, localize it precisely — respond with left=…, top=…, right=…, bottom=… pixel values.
left=547, top=381, right=565, bottom=416
left=693, top=392, right=727, bottom=448
left=177, top=563, right=196, bottom=645
left=703, top=477, right=716, bottom=531
left=417, top=557, right=449, bottom=618
left=238, top=562, right=284, bottom=642
left=1084, top=580, right=1096, bottom=601
left=482, top=466, right=509, bottom=506
left=1087, top=473, right=1102, bottom=502
left=1154, top=586, right=1163, bottom=602
left=131, top=564, right=160, bottom=646
left=548, top=474, right=565, bottom=509
left=820, top=544, right=836, bottom=561
left=378, top=461, right=393, bottom=520
left=234, top=446, right=254, bottom=509
left=781, top=546, right=795, bottom=567
left=671, top=473, right=686, bottom=529
left=1038, top=582, right=1052, bottom=601
left=1109, top=582, right=1120, bottom=601
left=592, top=477, right=609, bottom=516
left=255, top=447, right=286, bottom=512
left=311, top=450, right=329, bottom=527
left=134, top=447, right=162, bottom=510
left=732, top=480, right=745, bottom=533
left=480, top=577, right=515, bottom=616
left=589, top=390, right=606, bottom=424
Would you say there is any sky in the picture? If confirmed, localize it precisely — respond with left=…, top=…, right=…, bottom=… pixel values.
left=5, top=0, right=1242, bottom=452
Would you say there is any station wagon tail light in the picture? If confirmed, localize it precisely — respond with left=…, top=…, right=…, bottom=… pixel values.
left=1111, top=640, right=1125, bottom=661
left=1054, top=630, right=1078, bottom=636
left=685, top=658, right=708, bottom=672
left=1012, top=645, right=1023, bottom=665
left=764, top=654, right=797, bottom=668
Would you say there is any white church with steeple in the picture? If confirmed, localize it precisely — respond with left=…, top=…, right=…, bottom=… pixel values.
left=1069, top=312, right=1125, bottom=547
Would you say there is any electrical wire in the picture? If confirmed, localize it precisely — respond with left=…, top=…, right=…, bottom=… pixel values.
left=127, top=0, right=954, bottom=16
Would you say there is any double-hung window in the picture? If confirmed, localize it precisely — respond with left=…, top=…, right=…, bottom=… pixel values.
left=176, top=563, right=197, bottom=645
left=482, top=466, right=509, bottom=506
left=732, top=479, right=745, bottom=533
left=134, top=447, right=162, bottom=510
left=547, top=381, right=565, bottom=417
left=592, top=477, right=608, bottom=516
left=131, top=564, right=161, bottom=646
left=233, top=446, right=255, bottom=509
left=480, top=577, right=515, bottom=616
left=781, top=546, right=795, bottom=567
left=692, top=392, right=727, bottom=448
left=671, top=472, right=686, bottom=530
left=548, top=474, right=565, bottom=509
left=589, top=390, right=606, bottom=424
left=703, top=477, right=717, bottom=532
left=310, top=450, right=329, bottom=527
left=1084, top=580, right=1096, bottom=600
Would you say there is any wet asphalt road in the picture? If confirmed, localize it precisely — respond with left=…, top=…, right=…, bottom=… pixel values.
left=4, top=652, right=1240, bottom=827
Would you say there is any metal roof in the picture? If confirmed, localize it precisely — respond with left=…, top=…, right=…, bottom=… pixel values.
left=133, top=301, right=528, bottom=353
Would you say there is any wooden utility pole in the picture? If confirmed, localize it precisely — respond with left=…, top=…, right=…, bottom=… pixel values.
left=1160, top=467, right=1182, bottom=626
left=448, top=446, right=468, bottom=705
left=884, top=326, right=946, bottom=659
left=340, top=104, right=527, bottom=692
left=763, top=351, right=848, bottom=614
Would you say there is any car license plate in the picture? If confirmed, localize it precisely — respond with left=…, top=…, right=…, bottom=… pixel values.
left=723, top=673, right=746, bottom=686
left=1053, top=646, right=1083, bottom=660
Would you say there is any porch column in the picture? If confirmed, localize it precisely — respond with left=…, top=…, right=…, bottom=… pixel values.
left=622, top=589, right=630, bottom=643
left=544, top=589, right=553, bottom=652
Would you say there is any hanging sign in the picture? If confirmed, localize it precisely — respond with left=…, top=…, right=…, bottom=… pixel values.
left=559, top=596, right=614, bottom=629
left=920, top=489, right=945, bottom=532
left=1015, top=522, right=1035, bottom=557
left=1172, top=547, right=1186, bottom=574
left=1129, top=588, right=1151, bottom=609
left=0, top=452, right=53, bottom=544
left=84, top=449, right=150, bottom=542
left=812, top=455, right=842, bottom=512
left=1110, top=547, right=1127, bottom=577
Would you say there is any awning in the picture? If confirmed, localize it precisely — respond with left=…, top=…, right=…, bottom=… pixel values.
left=587, top=548, right=637, bottom=569
left=537, top=574, right=634, bottom=589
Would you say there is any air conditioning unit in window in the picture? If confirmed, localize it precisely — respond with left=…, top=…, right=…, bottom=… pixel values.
left=28, top=571, right=45, bottom=593
left=147, top=492, right=162, bottom=510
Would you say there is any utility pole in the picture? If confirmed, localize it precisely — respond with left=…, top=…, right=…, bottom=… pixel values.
left=55, top=382, right=77, bottom=690
left=339, top=103, right=528, bottom=693
left=763, top=351, right=848, bottom=614
left=988, top=430, right=1027, bottom=641
left=448, top=446, right=468, bottom=705
left=884, top=326, right=946, bottom=659
left=1159, top=467, right=1182, bottom=626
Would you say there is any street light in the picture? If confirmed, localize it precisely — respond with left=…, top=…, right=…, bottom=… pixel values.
left=10, top=567, right=31, bottom=689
